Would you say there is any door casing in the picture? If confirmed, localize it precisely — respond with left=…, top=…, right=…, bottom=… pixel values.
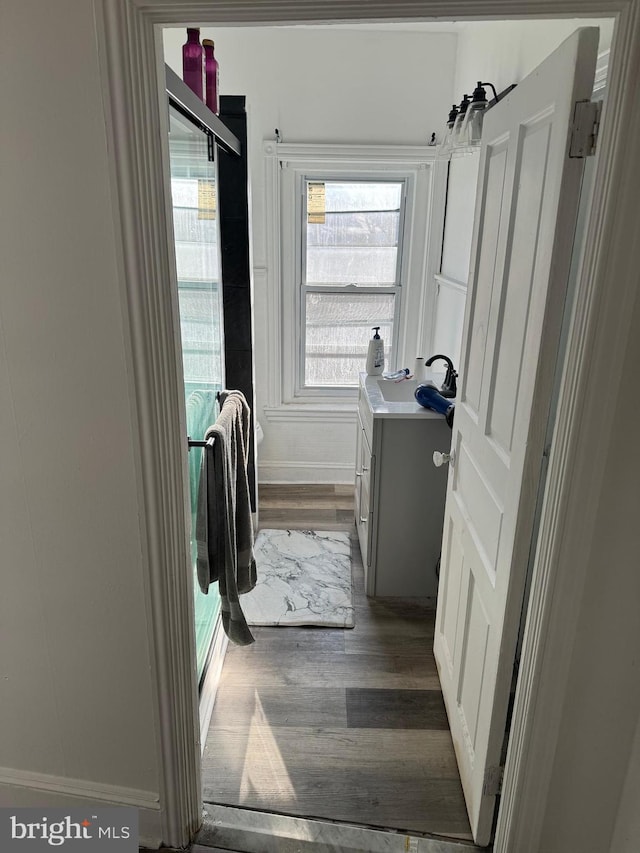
left=95, top=2, right=640, bottom=849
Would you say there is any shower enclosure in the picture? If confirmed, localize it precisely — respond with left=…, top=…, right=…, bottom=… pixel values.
left=166, top=67, right=254, bottom=689
left=166, top=68, right=242, bottom=683
left=167, top=100, right=223, bottom=681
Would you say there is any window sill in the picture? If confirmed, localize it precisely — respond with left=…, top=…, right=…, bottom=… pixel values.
left=262, top=403, right=357, bottom=423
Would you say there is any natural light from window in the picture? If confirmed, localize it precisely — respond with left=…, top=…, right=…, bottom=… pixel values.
left=302, top=179, right=404, bottom=388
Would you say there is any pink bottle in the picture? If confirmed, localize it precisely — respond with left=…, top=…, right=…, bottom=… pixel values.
left=202, top=39, right=219, bottom=115
left=182, top=28, right=203, bottom=100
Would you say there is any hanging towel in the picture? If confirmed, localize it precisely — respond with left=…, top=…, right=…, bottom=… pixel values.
left=196, top=389, right=256, bottom=646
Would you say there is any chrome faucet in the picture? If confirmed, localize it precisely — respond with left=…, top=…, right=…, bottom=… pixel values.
left=425, top=354, right=457, bottom=399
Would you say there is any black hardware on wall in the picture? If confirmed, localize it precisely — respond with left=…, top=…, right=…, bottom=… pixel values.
left=217, top=95, right=257, bottom=511
left=187, top=438, right=208, bottom=449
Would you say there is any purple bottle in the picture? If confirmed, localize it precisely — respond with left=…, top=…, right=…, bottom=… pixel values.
left=202, top=39, right=219, bottom=115
left=182, top=28, right=203, bottom=100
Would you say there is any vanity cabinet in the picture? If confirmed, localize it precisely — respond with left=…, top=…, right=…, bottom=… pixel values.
left=354, top=408, right=374, bottom=569
left=355, top=378, right=451, bottom=598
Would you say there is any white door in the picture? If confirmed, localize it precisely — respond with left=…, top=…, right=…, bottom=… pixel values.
left=433, top=28, right=598, bottom=845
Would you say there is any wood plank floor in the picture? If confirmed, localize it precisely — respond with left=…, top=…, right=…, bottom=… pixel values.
left=202, top=484, right=472, bottom=840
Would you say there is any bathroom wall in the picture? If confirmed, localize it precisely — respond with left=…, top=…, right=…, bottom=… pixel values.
left=611, top=712, right=640, bottom=853
left=164, top=25, right=459, bottom=482
left=0, top=0, right=161, bottom=844
left=537, top=280, right=640, bottom=853
left=433, top=17, right=615, bottom=371
left=1, top=6, right=638, bottom=853
left=453, top=18, right=613, bottom=97
left=164, top=20, right=613, bottom=484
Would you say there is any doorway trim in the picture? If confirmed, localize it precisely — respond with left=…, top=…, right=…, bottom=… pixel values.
left=95, top=1, right=640, bottom=849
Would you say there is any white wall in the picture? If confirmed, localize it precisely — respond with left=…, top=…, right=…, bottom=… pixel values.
left=0, top=0, right=160, bottom=842
left=164, top=25, right=458, bottom=483
left=453, top=18, right=613, bottom=96
left=434, top=17, right=614, bottom=382
left=611, top=714, right=640, bottom=853
left=164, top=21, right=614, bottom=484
left=537, top=285, right=640, bottom=853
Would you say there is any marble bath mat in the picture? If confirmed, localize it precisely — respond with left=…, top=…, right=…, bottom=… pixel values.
left=242, top=529, right=354, bottom=628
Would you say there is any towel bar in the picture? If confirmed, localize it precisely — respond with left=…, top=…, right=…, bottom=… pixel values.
left=187, top=437, right=208, bottom=450
left=187, top=391, right=223, bottom=450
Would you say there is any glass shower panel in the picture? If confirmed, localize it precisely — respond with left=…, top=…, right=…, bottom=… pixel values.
left=168, top=105, right=224, bottom=683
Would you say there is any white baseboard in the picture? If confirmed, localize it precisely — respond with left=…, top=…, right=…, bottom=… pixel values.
left=0, top=768, right=162, bottom=848
left=258, top=460, right=353, bottom=484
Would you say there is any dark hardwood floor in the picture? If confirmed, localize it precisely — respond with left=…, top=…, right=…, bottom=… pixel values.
left=201, top=484, right=472, bottom=840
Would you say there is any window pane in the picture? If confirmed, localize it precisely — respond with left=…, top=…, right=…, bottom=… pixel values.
left=171, top=179, right=219, bottom=282
left=304, top=292, right=394, bottom=387
left=177, top=286, right=224, bottom=390
left=306, top=181, right=402, bottom=285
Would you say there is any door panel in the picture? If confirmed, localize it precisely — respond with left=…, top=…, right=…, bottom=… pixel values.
left=355, top=415, right=372, bottom=569
left=488, top=122, right=551, bottom=451
left=434, top=28, right=598, bottom=845
left=453, top=440, right=504, bottom=571
left=458, top=571, right=490, bottom=747
left=463, top=140, right=509, bottom=416
left=439, top=516, right=465, bottom=674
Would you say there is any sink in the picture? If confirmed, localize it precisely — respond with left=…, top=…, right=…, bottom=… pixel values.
left=376, top=377, right=421, bottom=402
left=361, top=372, right=447, bottom=420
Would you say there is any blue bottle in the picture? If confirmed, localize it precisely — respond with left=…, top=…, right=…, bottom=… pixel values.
left=415, top=383, right=455, bottom=428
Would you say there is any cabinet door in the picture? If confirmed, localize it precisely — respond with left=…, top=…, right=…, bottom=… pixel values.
left=356, top=420, right=373, bottom=572
left=354, top=415, right=364, bottom=525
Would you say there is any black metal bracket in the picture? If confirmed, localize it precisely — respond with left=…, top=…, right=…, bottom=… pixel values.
left=488, top=83, right=517, bottom=109
left=187, top=437, right=208, bottom=451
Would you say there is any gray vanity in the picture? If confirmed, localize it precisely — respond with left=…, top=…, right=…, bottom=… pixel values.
left=355, top=373, right=451, bottom=598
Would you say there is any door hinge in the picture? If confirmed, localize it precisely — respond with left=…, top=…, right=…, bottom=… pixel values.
left=207, top=131, right=215, bottom=162
left=482, top=764, right=504, bottom=797
left=569, top=100, right=601, bottom=158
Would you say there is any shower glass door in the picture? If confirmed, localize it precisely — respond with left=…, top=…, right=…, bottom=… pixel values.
left=168, top=104, right=224, bottom=683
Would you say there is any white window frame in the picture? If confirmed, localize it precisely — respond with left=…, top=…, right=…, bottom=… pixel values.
left=298, top=173, right=407, bottom=397
left=263, top=142, right=440, bottom=415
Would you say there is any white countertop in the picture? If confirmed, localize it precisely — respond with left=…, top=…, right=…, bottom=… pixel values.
left=360, top=372, right=452, bottom=419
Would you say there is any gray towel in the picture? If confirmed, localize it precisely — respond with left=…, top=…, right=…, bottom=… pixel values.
left=195, top=390, right=256, bottom=646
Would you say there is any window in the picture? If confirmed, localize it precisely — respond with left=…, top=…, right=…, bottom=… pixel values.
left=301, top=179, right=405, bottom=390
left=264, top=143, right=437, bottom=412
